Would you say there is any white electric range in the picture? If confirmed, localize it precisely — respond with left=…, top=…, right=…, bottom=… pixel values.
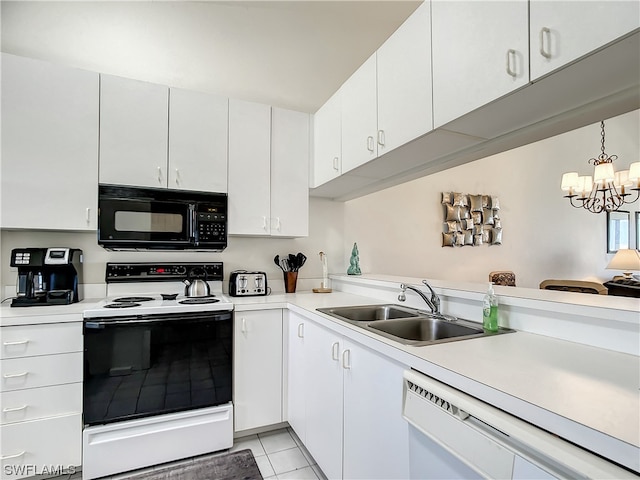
left=82, top=262, right=235, bottom=480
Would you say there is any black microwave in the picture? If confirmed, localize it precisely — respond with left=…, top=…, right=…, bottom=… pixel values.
left=98, top=184, right=227, bottom=251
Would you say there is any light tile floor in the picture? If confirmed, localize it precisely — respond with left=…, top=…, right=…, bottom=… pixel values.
left=230, top=427, right=327, bottom=480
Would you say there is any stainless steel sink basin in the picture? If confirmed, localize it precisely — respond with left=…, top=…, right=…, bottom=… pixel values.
left=316, top=304, right=513, bottom=346
left=367, top=317, right=484, bottom=345
left=317, top=304, right=420, bottom=322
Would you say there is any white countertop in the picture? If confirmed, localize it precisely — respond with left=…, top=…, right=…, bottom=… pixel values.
left=0, top=298, right=102, bottom=324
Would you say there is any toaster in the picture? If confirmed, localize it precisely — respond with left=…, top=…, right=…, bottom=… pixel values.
left=229, top=270, right=268, bottom=297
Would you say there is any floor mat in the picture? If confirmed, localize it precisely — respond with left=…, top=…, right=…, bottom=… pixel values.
left=117, top=449, right=262, bottom=480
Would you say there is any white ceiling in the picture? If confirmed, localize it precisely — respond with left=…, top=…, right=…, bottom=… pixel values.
left=1, top=0, right=422, bottom=112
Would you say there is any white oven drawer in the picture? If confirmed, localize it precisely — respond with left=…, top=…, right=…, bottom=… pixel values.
left=83, top=403, right=233, bottom=479
left=1, top=383, right=82, bottom=425
left=0, top=414, right=81, bottom=479
left=1, top=352, right=82, bottom=392
left=1, top=322, right=82, bottom=359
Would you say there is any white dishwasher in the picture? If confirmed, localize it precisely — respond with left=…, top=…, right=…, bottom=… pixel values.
left=402, top=369, right=635, bottom=480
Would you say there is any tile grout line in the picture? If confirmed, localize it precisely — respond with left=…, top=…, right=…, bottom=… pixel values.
left=257, top=431, right=279, bottom=478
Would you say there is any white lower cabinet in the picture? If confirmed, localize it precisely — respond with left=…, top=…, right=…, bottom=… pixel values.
left=303, top=320, right=344, bottom=480
left=342, top=337, right=409, bottom=480
left=1, top=414, right=82, bottom=479
left=287, top=312, right=410, bottom=479
left=1, top=383, right=82, bottom=425
left=233, top=309, right=283, bottom=432
left=287, top=314, right=307, bottom=443
left=0, top=321, right=83, bottom=479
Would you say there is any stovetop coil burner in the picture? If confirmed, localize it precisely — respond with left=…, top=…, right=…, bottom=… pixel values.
left=103, top=302, right=141, bottom=309
left=179, top=298, right=220, bottom=305
left=113, top=296, right=154, bottom=303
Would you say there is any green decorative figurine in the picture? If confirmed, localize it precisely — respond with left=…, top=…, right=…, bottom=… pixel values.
left=347, top=242, right=362, bottom=275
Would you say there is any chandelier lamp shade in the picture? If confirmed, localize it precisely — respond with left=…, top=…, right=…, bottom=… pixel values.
left=561, top=121, right=640, bottom=214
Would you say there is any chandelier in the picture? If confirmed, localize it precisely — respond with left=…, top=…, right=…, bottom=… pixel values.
left=561, top=121, right=640, bottom=213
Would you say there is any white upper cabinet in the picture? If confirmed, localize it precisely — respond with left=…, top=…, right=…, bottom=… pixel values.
left=431, top=0, right=529, bottom=129
left=1, top=53, right=99, bottom=230
left=100, top=76, right=229, bottom=192
left=228, top=99, right=272, bottom=235
left=228, top=100, right=310, bottom=237
left=376, top=0, right=432, bottom=155
left=311, top=90, right=341, bottom=188
left=334, top=1, right=433, bottom=175
left=341, top=53, right=378, bottom=174
left=99, top=74, right=169, bottom=188
left=271, top=108, right=310, bottom=237
left=529, top=0, right=640, bottom=81
left=168, top=88, right=228, bottom=192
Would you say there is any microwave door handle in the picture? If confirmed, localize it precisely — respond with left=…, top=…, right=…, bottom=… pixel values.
left=189, top=205, right=197, bottom=243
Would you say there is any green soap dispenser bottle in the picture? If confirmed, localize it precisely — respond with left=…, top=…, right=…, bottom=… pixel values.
left=482, top=282, right=499, bottom=332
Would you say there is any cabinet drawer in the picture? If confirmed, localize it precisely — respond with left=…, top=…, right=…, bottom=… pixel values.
left=1, top=383, right=82, bottom=425
left=1, top=414, right=81, bottom=479
left=1, top=352, right=82, bottom=392
left=1, top=322, right=82, bottom=359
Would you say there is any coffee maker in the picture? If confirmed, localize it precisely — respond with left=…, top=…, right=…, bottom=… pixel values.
left=10, top=248, right=83, bottom=307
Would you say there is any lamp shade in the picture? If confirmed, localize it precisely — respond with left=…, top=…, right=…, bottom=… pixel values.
left=576, top=176, right=593, bottom=197
left=593, top=162, right=615, bottom=186
left=606, top=249, right=640, bottom=277
left=629, top=162, right=640, bottom=184
left=614, top=170, right=632, bottom=188
left=561, top=172, right=578, bottom=191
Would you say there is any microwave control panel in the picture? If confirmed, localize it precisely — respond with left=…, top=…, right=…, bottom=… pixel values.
left=196, top=208, right=226, bottom=243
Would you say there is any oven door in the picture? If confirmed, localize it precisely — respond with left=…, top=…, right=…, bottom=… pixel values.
left=83, top=311, right=233, bottom=426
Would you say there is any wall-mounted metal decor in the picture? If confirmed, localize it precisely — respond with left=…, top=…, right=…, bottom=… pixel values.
left=441, top=192, right=502, bottom=247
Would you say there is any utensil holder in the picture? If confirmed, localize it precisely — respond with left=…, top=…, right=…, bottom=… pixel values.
left=284, top=271, right=298, bottom=293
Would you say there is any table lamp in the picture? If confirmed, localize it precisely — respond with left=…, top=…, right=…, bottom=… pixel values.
left=606, top=249, right=640, bottom=279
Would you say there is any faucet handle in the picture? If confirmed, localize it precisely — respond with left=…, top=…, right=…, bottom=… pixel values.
left=398, top=283, right=407, bottom=302
left=421, top=280, right=441, bottom=312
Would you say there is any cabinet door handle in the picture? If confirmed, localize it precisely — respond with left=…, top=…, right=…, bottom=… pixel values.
left=86, top=207, right=91, bottom=224
left=342, top=349, right=351, bottom=369
left=297, top=323, right=304, bottom=338
left=175, top=168, right=181, bottom=186
left=539, top=27, right=552, bottom=59
left=3, top=405, right=28, bottom=414
left=332, top=157, right=339, bottom=172
left=367, top=136, right=375, bottom=152
left=241, top=317, right=247, bottom=334
left=262, top=216, right=268, bottom=231
left=331, top=342, right=340, bottom=361
left=157, top=166, right=163, bottom=184
left=3, top=340, right=29, bottom=347
left=3, top=372, right=28, bottom=379
left=506, top=49, right=517, bottom=77
left=0, top=451, right=26, bottom=461
left=377, top=130, right=385, bottom=146
left=275, top=217, right=281, bottom=232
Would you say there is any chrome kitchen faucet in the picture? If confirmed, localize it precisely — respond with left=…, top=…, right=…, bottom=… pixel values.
left=398, top=281, right=441, bottom=315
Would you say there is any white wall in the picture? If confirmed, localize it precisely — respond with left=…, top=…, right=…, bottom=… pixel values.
left=343, top=110, right=640, bottom=288
left=0, top=198, right=345, bottom=294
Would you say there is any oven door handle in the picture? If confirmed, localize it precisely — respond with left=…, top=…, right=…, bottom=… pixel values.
left=84, top=311, right=232, bottom=328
